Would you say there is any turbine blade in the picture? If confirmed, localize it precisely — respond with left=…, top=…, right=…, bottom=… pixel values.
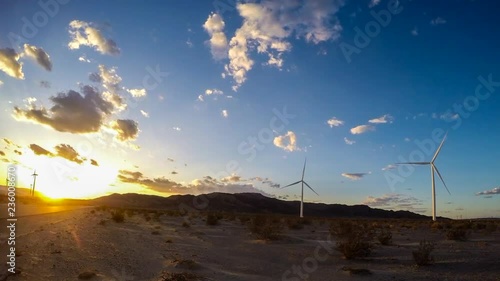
left=281, top=180, right=301, bottom=189
left=302, top=158, right=307, bottom=180
left=395, top=162, right=430, bottom=165
left=303, top=181, right=319, bottom=196
left=432, top=131, right=448, bottom=163
left=433, top=164, right=451, bottom=195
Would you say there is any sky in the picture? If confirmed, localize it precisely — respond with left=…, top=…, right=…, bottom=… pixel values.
left=0, top=0, right=498, bottom=219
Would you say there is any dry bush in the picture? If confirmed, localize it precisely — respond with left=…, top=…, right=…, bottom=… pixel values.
left=287, top=219, right=304, bottom=230
left=412, top=240, right=435, bottom=266
left=160, top=272, right=201, bottom=281
left=330, top=221, right=374, bottom=259
left=249, top=215, right=283, bottom=240
left=377, top=228, right=392, bottom=245
left=182, top=221, right=190, bottom=228
left=111, top=210, right=125, bottom=223
left=446, top=228, right=468, bottom=241
left=206, top=212, right=219, bottom=226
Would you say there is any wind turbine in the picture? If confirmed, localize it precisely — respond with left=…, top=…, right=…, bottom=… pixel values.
left=396, top=132, right=451, bottom=221
left=281, top=158, right=319, bottom=218
left=31, top=170, right=38, bottom=196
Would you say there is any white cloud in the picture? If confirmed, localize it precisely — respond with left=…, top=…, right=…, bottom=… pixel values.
left=439, top=112, right=459, bottom=121
left=350, top=125, right=375, bottom=135
left=224, top=0, right=343, bottom=91
left=0, top=48, right=23, bottom=79
left=369, top=0, right=381, bottom=8
left=404, top=137, right=411, bottom=142
left=205, top=88, right=223, bottom=95
left=68, top=20, right=120, bottom=55
left=475, top=187, right=500, bottom=196
left=341, top=172, right=371, bottom=180
left=140, top=110, right=149, bottom=118
left=221, top=109, right=228, bottom=118
left=363, top=194, right=424, bottom=210
left=382, top=164, right=396, bottom=171
left=203, top=13, right=228, bottom=60
left=411, top=27, right=418, bottom=36
left=273, top=131, right=299, bottom=152
left=173, top=127, right=181, bottom=131
left=127, top=88, right=147, bottom=98
left=23, top=44, right=52, bottom=71
left=78, top=55, right=91, bottom=63
left=0, top=80, right=3, bottom=86
left=327, top=117, right=344, bottom=127
left=93, top=65, right=126, bottom=111
left=369, top=114, right=393, bottom=124
left=430, top=17, right=447, bottom=25
left=197, top=95, right=204, bottom=102
left=344, top=137, right=355, bottom=145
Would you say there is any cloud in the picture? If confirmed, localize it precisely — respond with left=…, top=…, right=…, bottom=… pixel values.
left=363, top=194, right=424, bottom=211
left=110, top=119, right=139, bottom=142
left=29, top=143, right=88, bottom=165
left=224, top=0, right=343, bottom=90
left=167, top=158, right=175, bottom=162
left=382, top=164, right=397, bottom=171
left=0, top=48, right=23, bottom=79
left=140, top=110, right=149, bottom=118
left=93, top=65, right=126, bottom=110
left=203, top=13, right=228, bottom=60
left=68, top=20, right=120, bottom=55
left=13, top=85, right=116, bottom=134
left=221, top=109, right=228, bottom=118
left=39, top=80, right=51, bottom=88
left=439, top=111, right=459, bottom=121
left=327, top=117, right=344, bottom=127
left=78, top=55, right=91, bottom=63
left=127, top=88, right=147, bottom=98
left=205, top=88, right=223, bottom=95
left=368, top=0, right=381, bottom=8
left=23, top=44, right=52, bottom=71
left=54, top=144, right=85, bottom=164
left=341, top=172, right=371, bottom=180
left=0, top=80, right=3, bottom=86
left=344, top=137, right=355, bottom=145
left=29, top=144, right=53, bottom=156
left=368, top=114, right=393, bottom=124
left=0, top=151, right=4, bottom=156
left=430, top=17, right=446, bottom=25
left=221, top=174, right=242, bottom=183
left=13, top=84, right=119, bottom=134
left=350, top=125, right=375, bottom=134
left=475, top=187, right=500, bottom=196
left=273, top=131, right=299, bottom=152
left=90, top=159, right=99, bottom=166
left=173, top=127, right=181, bottom=131
left=411, top=27, right=418, bottom=36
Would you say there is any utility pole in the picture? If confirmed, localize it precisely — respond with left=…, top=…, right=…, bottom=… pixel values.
left=31, top=170, right=38, bottom=196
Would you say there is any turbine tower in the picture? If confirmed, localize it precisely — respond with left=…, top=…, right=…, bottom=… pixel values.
left=396, top=132, right=451, bottom=221
left=31, top=170, right=38, bottom=196
left=281, top=158, right=319, bottom=218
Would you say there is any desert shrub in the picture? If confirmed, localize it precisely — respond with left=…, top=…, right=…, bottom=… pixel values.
left=143, top=213, right=152, bottom=222
left=412, top=240, right=435, bottom=266
left=287, top=219, right=304, bottom=230
left=249, top=215, right=283, bottom=240
left=446, top=228, right=468, bottom=241
left=182, top=222, right=190, bottom=228
left=111, top=210, right=125, bottom=223
left=485, top=222, right=497, bottom=233
left=125, top=209, right=135, bottom=217
left=330, top=221, right=374, bottom=259
left=377, top=228, right=392, bottom=245
left=160, top=272, right=201, bottom=281
left=239, top=215, right=250, bottom=225
left=98, top=219, right=106, bottom=226
left=206, top=212, right=219, bottom=226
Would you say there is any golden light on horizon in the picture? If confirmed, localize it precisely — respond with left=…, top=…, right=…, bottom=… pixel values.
left=16, top=149, right=119, bottom=199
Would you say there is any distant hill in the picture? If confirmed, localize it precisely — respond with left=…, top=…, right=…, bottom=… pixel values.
left=92, top=192, right=433, bottom=219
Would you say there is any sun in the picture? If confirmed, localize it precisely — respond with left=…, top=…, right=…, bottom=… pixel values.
left=16, top=149, right=118, bottom=199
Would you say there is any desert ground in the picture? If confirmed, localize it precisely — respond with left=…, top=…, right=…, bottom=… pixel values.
left=1, top=204, right=499, bottom=281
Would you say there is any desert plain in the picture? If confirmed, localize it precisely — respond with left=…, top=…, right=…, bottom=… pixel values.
left=0, top=202, right=499, bottom=281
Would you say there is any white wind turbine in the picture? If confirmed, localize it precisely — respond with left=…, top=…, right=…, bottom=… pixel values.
left=281, top=158, right=319, bottom=218
left=396, top=132, right=451, bottom=221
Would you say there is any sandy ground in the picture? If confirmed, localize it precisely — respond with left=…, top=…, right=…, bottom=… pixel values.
left=1, top=207, right=499, bottom=281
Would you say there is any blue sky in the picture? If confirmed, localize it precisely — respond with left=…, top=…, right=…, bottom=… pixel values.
left=0, top=0, right=498, bottom=218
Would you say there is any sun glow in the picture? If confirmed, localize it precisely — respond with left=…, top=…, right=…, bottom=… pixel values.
left=16, top=148, right=118, bottom=199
